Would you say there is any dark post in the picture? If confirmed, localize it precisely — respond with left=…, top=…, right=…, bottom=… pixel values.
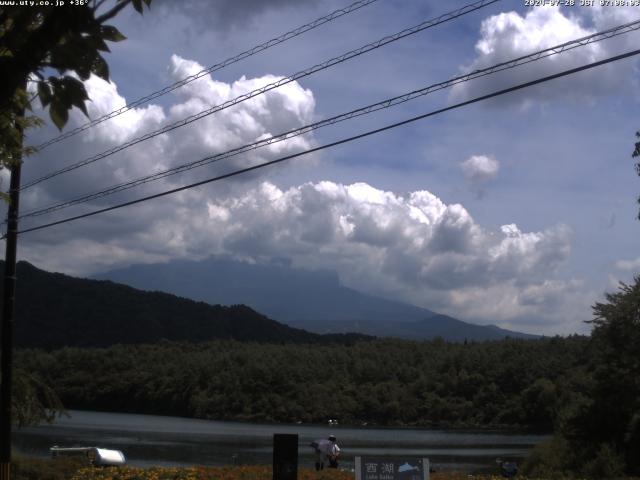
left=273, top=433, right=298, bottom=480
left=0, top=109, right=24, bottom=480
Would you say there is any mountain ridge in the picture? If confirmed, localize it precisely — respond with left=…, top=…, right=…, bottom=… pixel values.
left=1, top=260, right=369, bottom=349
left=95, top=256, right=538, bottom=341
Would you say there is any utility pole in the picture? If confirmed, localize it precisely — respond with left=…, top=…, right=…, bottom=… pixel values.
left=0, top=103, right=24, bottom=480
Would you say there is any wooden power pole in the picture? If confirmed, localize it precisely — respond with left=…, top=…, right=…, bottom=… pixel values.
left=0, top=105, right=24, bottom=480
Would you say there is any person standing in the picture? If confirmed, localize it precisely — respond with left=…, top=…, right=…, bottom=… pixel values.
left=326, top=435, right=340, bottom=468
left=311, top=435, right=341, bottom=470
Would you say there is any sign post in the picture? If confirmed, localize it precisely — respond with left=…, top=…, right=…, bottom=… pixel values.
left=355, top=456, right=430, bottom=480
left=272, top=433, right=298, bottom=480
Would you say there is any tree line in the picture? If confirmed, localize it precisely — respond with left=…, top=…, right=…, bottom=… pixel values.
left=17, top=335, right=588, bottom=430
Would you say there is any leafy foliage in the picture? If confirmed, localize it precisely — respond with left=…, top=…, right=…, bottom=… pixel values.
left=583, top=277, right=640, bottom=475
left=0, top=0, right=151, bottom=170
left=525, top=276, right=640, bottom=477
left=17, top=336, right=589, bottom=429
left=10, top=367, right=65, bottom=427
left=634, top=131, right=640, bottom=219
left=0, top=88, right=42, bottom=201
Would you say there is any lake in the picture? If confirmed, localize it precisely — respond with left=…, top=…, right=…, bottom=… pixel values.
left=13, top=410, right=547, bottom=473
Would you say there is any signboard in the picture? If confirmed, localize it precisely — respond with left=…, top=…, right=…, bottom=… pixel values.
left=355, top=457, right=430, bottom=480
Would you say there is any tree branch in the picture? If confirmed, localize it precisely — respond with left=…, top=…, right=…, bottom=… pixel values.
left=92, top=0, right=110, bottom=14
left=95, top=0, right=132, bottom=24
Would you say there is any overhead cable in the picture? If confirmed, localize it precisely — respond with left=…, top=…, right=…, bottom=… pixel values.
left=34, top=0, right=381, bottom=151
left=13, top=47, right=640, bottom=237
left=21, top=0, right=501, bottom=191
left=18, top=18, right=640, bottom=220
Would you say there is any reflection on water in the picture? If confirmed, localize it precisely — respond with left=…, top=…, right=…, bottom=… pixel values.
left=13, top=410, right=547, bottom=472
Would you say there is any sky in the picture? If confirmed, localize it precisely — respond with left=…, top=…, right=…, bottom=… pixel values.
left=6, top=0, right=640, bottom=335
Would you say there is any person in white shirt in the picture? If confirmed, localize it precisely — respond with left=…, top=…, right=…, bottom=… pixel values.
left=311, top=435, right=341, bottom=470
left=326, top=435, right=340, bottom=468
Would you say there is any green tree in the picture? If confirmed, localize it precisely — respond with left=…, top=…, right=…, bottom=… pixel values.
left=529, top=277, right=640, bottom=477
left=586, top=276, right=640, bottom=475
left=0, top=0, right=151, bottom=426
left=0, top=0, right=151, bottom=171
left=521, top=378, right=557, bottom=431
left=10, top=368, right=65, bottom=427
left=634, top=131, right=640, bottom=219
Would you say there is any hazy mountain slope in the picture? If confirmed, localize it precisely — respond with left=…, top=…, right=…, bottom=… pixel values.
left=95, top=257, right=538, bottom=341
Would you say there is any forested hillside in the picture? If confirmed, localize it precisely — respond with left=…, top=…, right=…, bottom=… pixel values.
left=18, top=336, right=588, bottom=430
left=0, top=261, right=367, bottom=348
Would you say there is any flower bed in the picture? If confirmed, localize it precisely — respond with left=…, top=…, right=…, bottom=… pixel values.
left=70, top=465, right=352, bottom=480
left=70, top=466, right=529, bottom=480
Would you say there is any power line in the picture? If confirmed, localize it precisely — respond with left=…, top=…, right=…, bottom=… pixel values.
left=21, top=0, right=501, bottom=191
left=33, top=0, right=381, bottom=151
left=18, top=18, right=640, bottom=220
left=13, top=47, right=640, bottom=237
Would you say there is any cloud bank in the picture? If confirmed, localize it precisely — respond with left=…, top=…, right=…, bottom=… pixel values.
left=21, top=55, right=316, bottom=211
left=199, top=181, right=576, bottom=332
left=451, top=5, right=640, bottom=105
left=152, top=0, right=318, bottom=33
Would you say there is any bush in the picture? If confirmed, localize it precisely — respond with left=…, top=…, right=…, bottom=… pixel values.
left=581, top=443, right=626, bottom=479
left=521, top=436, right=575, bottom=479
left=12, top=455, right=85, bottom=480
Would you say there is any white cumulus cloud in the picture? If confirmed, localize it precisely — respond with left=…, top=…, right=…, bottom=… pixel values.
left=15, top=55, right=318, bottom=277
left=19, top=55, right=317, bottom=220
left=451, top=5, right=640, bottom=105
left=615, top=256, right=640, bottom=271
left=198, top=180, right=575, bottom=331
left=461, top=154, right=499, bottom=197
left=462, top=155, right=499, bottom=183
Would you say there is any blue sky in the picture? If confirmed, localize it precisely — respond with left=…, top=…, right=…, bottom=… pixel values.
left=9, top=0, right=640, bottom=335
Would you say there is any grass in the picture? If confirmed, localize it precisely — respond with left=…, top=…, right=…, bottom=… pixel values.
left=13, top=456, right=86, bottom=480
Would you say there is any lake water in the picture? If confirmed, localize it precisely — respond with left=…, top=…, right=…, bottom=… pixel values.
left=13, top=410, right=547, bottom=473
